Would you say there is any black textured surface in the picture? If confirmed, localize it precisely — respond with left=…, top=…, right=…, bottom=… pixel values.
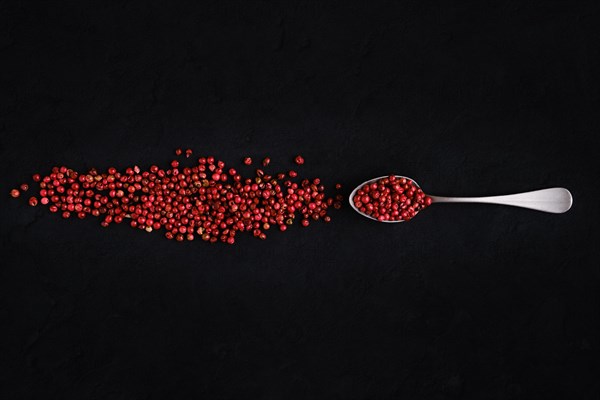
left=1, top=2, right=599, bottom=399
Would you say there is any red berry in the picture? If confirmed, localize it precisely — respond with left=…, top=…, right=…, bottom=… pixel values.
left=262, top=157, right=270, bottom=167
left=28, top=196, right=38, bottom=206
left=10, top=189, right=20, bottom=198
left=243, top=157, right=252, bottom=165
left=294, top=155, right=304, bottom=165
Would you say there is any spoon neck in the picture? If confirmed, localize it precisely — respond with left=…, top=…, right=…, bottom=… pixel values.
left=429, top=195, right=484, bottom=203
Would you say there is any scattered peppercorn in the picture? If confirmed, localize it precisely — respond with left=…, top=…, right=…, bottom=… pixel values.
left=10, top=150, right=340, bottom=244
left=294, top=155, right=304, bottom=165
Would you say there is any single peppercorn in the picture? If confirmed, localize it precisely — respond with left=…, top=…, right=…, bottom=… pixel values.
left=10, top=189, right=20, bottom=198
left=243, top=157, right=252, bottom=165
left=294, top=155, right=304, bottom=165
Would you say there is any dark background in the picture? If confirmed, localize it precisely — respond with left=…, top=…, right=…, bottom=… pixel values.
left=1, top=2, right=599, bottom=399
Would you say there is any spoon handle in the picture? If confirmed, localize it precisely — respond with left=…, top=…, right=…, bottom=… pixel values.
left=428, top=187, right=573, bottom=214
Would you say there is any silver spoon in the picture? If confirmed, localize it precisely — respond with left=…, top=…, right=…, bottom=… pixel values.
left=349, top=175, right=573, bottom=223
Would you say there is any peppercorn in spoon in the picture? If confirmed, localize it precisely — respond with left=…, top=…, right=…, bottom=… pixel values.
left=349, top=175, right=572, bottom=223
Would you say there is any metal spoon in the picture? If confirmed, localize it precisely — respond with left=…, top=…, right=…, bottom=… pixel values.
left=349, top=175, right=573, bottom=223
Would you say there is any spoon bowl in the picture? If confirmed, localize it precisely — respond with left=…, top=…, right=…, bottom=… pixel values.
left=349, top=175, right=422, bottom=223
